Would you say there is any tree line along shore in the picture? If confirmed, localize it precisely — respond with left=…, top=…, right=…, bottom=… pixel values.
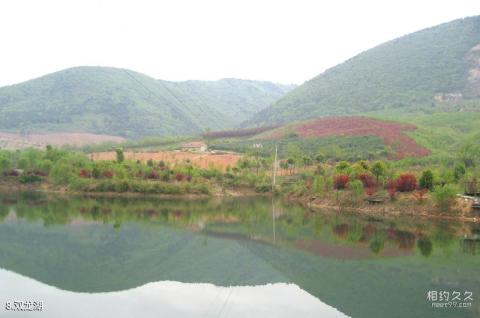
left=0, top=146, right=479, bottom=221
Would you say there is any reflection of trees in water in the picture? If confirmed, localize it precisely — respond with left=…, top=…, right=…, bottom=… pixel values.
left=0, top=192, right=470, bottom=258
left=417, top=236, right=433, bottom=257
left=395, top=230, right=416, bottom=250
left=462, top=223, right=480, bottom=254
left=462, top=238, right=480, bottom=254
left=0, top=204, right=9, bottom=222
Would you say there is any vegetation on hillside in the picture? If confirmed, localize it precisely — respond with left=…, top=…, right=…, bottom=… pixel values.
left=0, top=67, right=294, bottom=138
left=248, top=16, right=480, bottom=126
left=374, top=112, right=480, bottom=165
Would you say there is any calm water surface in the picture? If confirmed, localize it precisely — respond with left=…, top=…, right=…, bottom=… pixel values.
left=0, top=192, right=478, bottom=318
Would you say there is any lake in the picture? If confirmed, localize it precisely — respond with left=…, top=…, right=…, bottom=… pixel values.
left=0, top=191, right=478, bottom=318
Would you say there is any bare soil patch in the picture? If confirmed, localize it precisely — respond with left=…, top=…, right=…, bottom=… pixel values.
left=91, top=151, right=242, bottom=170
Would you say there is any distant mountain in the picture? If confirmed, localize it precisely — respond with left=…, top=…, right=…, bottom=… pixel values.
left=247, top=16, right=480, bottom=126
left=0, top=67, right=294, bottom=138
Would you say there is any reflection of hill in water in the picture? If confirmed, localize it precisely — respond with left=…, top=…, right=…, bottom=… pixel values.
left=0, top=193, right=479, bottom=318
left=0, top=223, right=288, bottom=292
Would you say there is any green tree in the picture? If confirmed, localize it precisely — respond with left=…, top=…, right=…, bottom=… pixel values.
left=50, top=159, right=75, bottom=185
left=458, top=144, right=478, bottom=168
left=115, top=148, right=125, bottom=164
left=315, top=152, right=325, bottom=163
left=432, top=185, right=457, bottom=212
left=335, top=161, right=350, bottom=172
left=370, top=160, right=386, bottom=185
left=454, top=164, right=466, bottom=181
left=0, top=151, right=12, bottom=173
left=302, top=156, right=313, bottom=167
left=349, top=180, right=364, bottom=202
left=419, top=170, right=434, bottom=190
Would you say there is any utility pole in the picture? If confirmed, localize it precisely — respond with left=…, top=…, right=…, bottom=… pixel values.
left=272, top=145, right=278, bottom=191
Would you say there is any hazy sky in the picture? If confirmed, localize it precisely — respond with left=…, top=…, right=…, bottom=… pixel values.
left=0, top=0, right=479, bottom=86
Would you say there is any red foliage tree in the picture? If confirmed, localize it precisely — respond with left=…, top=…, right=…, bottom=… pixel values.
left=147, top=171, right=159, bottom=179
left=102, top=171, right=113, bottom=178
left=395, top=173, right=417, bottom=192
left=357, top=173, right=376, bottom=188
left=175, top=173, right=185, bottom=182
left=366, top=187, right=376, bottom=196
left=79, top=169, right=91, bottom=178
left=386, top=180, right=397, bottom=199
left=333, top=174, right=349, bottom=190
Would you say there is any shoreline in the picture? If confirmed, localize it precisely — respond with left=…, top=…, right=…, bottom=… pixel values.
left=287, top=193, right=479, bottom=223
left=0, top=181, right=262, bottom=200
left=1, top=180, right=478, bottom=223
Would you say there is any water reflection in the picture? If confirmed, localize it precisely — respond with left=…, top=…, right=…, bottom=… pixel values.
left=0, top=191, right=479, bottom=318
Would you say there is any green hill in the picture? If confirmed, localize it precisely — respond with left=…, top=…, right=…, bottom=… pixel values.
left=248, top=16, right=480, bottom=126
left=0, top=67, right=294, bottom=138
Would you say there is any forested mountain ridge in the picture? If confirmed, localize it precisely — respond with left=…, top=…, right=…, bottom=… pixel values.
left=0, top=66, right=294, bottom=138
left=247, top=16, right=480, bottom=126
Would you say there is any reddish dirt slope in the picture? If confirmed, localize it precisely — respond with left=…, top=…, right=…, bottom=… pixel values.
left=289, top=117, right=429, bottom=159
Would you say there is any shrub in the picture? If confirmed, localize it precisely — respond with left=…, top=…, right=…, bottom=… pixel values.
left=194, top=183, right=210, bottom=194
left=79, top=169, right=91, bottom=178
left=395, top=173, right=417, bottom=192
left=69, top=178, right=91, bottom=191
left=96, top=180, right=115, bottom=192
left=432, top=184, right=457, bottom=212
left=19, top=174, right=42, bottom=184
left=370, top=160, right=386, bottom=183
left=314, top=164, right=325, bottom=175
left=33, top=170, right=48, bottom=177
left=50, top=160, right=75, bottom=185
left=357, top=173, right=376, bottom=188
left=115, top=180, right=130, bottom=193
left=255, top=184, right=271, bottom=193
left=102, top=171, right=114, bottom=178
left=454, top=164, right=466, bottom=181
left=147, top=171, right=159, bottom=179
left=161, top=170, right=171, bottom=182
left=335, top=161, right=350, bottom=172
left=387, top=181, right=396, bottom=200
left=419, top=170, right=434, bottom=190
left=463, top=175, right=478, bottom=195
left=349, top=180, right=364, bottom=201
left=333, top=174, right=349, bottom=190
left=3, top=170, right=19, bottom=177
left=175, top=173, right=185, bottom=182
left=313, top=176, right=324, bottom=195
left=366, top=187, right=376, bottom=196
left=92, top=167, right=101, bottom=179
left=115, top=148, right=124, bottom=163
